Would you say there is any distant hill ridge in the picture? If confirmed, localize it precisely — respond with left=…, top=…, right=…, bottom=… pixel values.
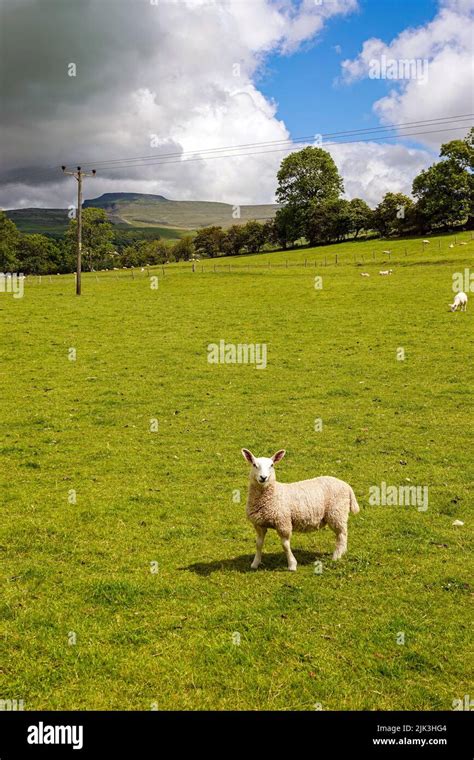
left=5, top=192, right=279, bottom=237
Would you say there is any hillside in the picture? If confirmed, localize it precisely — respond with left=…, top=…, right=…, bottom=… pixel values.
left=5, top=192, right=279, bottom=239
left=84, top=192, right=278, bottom=229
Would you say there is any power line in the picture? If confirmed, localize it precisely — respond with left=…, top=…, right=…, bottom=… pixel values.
left=71, top=114, right=473, bottom=169
left=80, top=125, right=472, bottom=172
left=1, top=114, right=472, bottom=185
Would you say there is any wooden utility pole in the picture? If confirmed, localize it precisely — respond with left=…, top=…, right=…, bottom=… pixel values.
left=62, top=166, right=96, bottom=295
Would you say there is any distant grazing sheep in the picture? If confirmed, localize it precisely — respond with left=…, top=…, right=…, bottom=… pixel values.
left=241, top=449, right=360, bottom=571
left=379, top=269, right=393, bottom=275
left=449, top=291, right=468, bottom=312
left=360, top=272, right=370, bottom=277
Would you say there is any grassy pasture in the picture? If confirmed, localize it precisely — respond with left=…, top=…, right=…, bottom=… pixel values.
left=1, top=232, right=472, bottom=710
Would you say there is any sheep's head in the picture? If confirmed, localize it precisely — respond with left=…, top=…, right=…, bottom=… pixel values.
left=241, top=448, right=286, bottom=486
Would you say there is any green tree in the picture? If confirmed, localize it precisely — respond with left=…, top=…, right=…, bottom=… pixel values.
left=16, top=234, right=61, bottom=274
left=373, top=193, right=413, bottom=237
left=65, top=208, right=115, bottom=271
left=268, top=207, right=301, bottom=250
left=306, top=198, right=352, bottom=244
left=413, top=161, right=470, bottom=230
left=194, top=226, right=225, bottom=258
left=171, top=236, right=194, bottom=261
left=0, top=211, right=20, bottom=270
left=413, top=129, right=473, bottom=230
left=222, top=225, right=246, bottom=256
left=276, top=146, right=344, bottom=208
left=241, top=220, right=267, bottom=253
left=348, top=198, right=373, bottom=238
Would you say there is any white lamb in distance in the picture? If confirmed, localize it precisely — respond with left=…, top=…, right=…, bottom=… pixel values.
left=449, top=291, right=468, bottom=312
left=241, top=449, right=360, bottom=571
left=360, top=272, right=370, bottom=277
left=379, top=269, right=393, bottom=275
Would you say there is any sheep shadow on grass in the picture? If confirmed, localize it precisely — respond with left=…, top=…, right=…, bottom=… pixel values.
left=183, top=549, right=332, bottom=576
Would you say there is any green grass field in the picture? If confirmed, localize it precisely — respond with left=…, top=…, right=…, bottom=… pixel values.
left=1, top=232, right=472, bottom=710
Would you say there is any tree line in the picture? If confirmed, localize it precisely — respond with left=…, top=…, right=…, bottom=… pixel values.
left=0, top=128, right=472, bottom=274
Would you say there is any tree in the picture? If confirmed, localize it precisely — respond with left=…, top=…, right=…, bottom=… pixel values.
left=413, top=161, right=470, bottom=230
left=65, top=208, right=115, bottom=270
left=268, top=207, right=301, bottom=250
left=241, top=220, right=267, bottom=253
left=194, top=226, right=225, bottom=258
left=171, top=236, right=194, bottom=261
left=276, top=146, right=344, bottom=208
left=0, top=211, right=20, bottom=271
left=348, top=198, right=373, bottom=238
left=373, top=193, right=413, bottom=237
left=440, top=127, right=474, bottom=171
left=305, top=198, right=352, bottom=244
left=222, top=225, right=246, bottom=256
left=16, top=234, right=62, bottom=274
left=413, top=129, right=473, bottom=230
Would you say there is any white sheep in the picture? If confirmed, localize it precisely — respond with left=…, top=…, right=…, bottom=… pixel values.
left=360, top=272, right=370, bottom=277
left=241, top=449, right=360, bottom=571
left=449, top=291, right=468, bottom=312
left=379, top=269, right=393, bottom=275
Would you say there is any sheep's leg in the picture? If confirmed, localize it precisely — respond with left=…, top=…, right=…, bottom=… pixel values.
left=332, top=527, right=347, bottom=560
left=250, top=526, right=267, bottom=570
left=280, top=533, right=297, bottom=571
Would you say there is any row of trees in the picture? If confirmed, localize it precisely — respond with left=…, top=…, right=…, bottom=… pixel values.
left=1, top=129, right=472, bottom=273
left=270, top=128, right=473, bottom=248
left=0, top=207, right=197, bottom=274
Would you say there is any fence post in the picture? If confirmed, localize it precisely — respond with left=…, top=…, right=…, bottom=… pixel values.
left=286, top=259, right=288, bottom=268
left=335, top=254, right=338, bottom=265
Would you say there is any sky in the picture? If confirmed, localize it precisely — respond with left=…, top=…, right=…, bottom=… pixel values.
left=0, top=0, right=473, bottom=210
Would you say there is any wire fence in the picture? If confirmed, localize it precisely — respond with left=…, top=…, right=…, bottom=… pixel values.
left=17, top=233, right=473, bottom=284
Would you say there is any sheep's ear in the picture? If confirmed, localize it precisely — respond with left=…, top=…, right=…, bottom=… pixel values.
left=272, top=449, right=286, bottom=463
left=241, top=448, right=255, bottom=464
